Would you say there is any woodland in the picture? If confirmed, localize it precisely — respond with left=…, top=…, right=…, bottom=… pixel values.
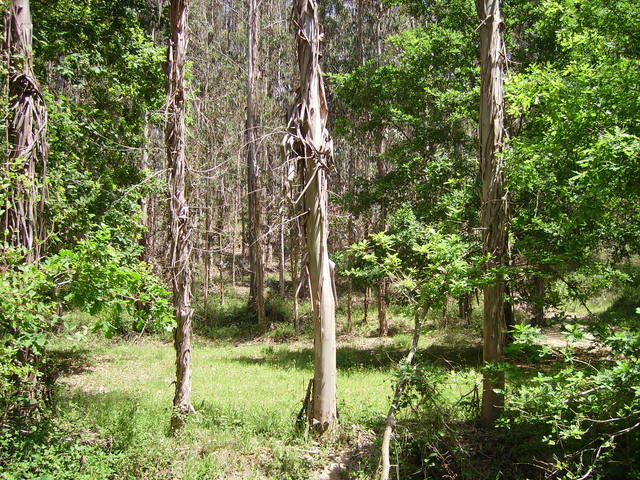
left=1, top=0, right=639, bottom=479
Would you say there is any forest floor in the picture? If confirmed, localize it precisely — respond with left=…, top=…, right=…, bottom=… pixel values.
left=42, top=303, right=483, bottom=480
left=22, top=287, right=620, bottom=480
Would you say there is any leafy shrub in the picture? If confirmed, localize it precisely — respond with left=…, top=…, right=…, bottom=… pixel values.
left=501, top=322, right=640, bottom=479
left=0, top=414, right=118, bottom=480
left=385, top=356, right=479, bottom=480
left=0, top=253, right=58, bottom=418
left=1, top=225, right=172, bottom=419
left=264, top=296, right=293, bottom=325
left=50, top=226, right=174, bottom=337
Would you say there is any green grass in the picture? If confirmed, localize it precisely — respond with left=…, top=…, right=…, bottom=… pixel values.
left=3, top=282, right=486, bottom=479
left=43, top=334, right=394, bottom=479
left=36, top=317, right=482, bottom=479
left=3, top=271, right=637, bottom=479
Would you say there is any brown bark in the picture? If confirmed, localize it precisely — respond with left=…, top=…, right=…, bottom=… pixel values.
left=377, top=279, right=387, bottom=336
left=204, top=187, right=212, bottom=319
left=346, top=275, right=353, bottom=332
left=363, top=286, right=370, bottom=324
left=284, top=0, right=337, bottom=434
left=2, top=0, right=47, bottom=264
left=166, top=0, right=194, bottom=432
left=246, top=0, right=267, bottom=331
left=290, top=219, right=301, bottom=334
left=477, top=0, right=507, bottom=427
left=139, top=116, right=152, bottom=265
left=458, top=293, right=472, bottom=325
left=531, top=274, right=545, bottom=326
left=279, top=207, right=286, bottom=298
left=217, top=181, right=226, bottom=305
left=232, top=183, right=238, bottom=287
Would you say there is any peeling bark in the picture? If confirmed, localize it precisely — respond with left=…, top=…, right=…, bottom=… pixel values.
left=166, top=0, right=194, bottom=432
left=2, top=0, right=47, bottom=264
left=283, top=0, right=337, bottom=434
left=477, top=0, right=507, bottom=427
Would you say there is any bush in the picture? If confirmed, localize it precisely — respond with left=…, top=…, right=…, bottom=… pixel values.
left=1, top=225, right=172, bottom=420
left=0, top=254, right=57, bottom=418
left=500, top=321, right=640, bottom=479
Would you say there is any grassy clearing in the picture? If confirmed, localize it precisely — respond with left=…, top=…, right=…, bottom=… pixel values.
left=4, top=275, right=635, bottom=479
left=37, top=299, right=482, bottom=480
left=46, top=334, right=393, bottom=479
left=2, top=283, right=488, bottom=479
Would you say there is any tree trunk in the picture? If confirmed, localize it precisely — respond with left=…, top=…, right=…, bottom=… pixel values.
left=246, top=0, right=267, bottom=331
left=284, top=0, right=337, bottom=435
left=217, top=184, right=225, bottom=306
left=363, top=286, right=369, bottom=325
left=231, top=187, right=237, bottom=287
left=458, top=293, right=472, bottom=325
left=204, top=188, right=212, bottom=320
left=531, top=274, right=545, bottom=326
left=346, top=146, right=356, bottom=334
left=166, top=0, right=194, bottom=432
left=377, top=279, right=387, bottom=336
left=477, top=0, right=507, bottom=427
left=279, top=207, right=286, bottom=298
left=139, top=115, right=152, bottom=265
left=379, top=306, right=428, bottom=480
left=347, top=275, right=353, bottom=333
left=2, top=0, right=47, bottom=264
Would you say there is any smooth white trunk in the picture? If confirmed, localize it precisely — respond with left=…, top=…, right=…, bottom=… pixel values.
left=284, top=0, right=337, bottom=434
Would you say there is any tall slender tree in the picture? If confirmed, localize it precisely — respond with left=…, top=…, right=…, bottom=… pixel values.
left=477, top=0, right=507, bottom=426
left=166, top=0, right=194, bottom=432
left=246, top=0, right=267, bottom=331
left=284, top=0, right=337, bottom=434
left=2, top=0, right=47, bottom=263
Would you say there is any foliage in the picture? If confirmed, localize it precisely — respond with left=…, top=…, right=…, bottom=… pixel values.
left=51, top=226, right=174, bottom=337
left=0, top=412, right=119, bottom=480
left=342, top=207, right=484, bottom=312
left=0, top=251, right=58, bottom=418
left=330, top=0, right=479, bottom=229
left=0, top=226, right=172, bottom=419
left=501, top=319, right=640, bottom=479
left=378, top=354, right=481, bottom=480
left=32, top=0, right=166, bottom=250
left=505, top=0, right=640, bottom=303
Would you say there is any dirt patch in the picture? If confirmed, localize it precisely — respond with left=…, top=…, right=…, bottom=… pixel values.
left=314, top=425, right=376, bottom=480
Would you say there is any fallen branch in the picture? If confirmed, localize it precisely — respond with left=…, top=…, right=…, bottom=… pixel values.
left=296, top=378, right=313, bottom=430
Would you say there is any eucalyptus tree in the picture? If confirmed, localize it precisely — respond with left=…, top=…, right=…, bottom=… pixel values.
left=284, top=0, right=337, bottom=434
left=332, top=0, right=480, bottom=330
left=166, top=0, right=194, bottom=432
left=2, top=0, right=47, bottom=263
left=245, top=0, right=267, bottom=330
left=476, top=0, right=507, bottom=426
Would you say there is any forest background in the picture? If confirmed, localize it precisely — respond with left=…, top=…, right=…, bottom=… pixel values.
left=1, top=0, right=639, bottom=479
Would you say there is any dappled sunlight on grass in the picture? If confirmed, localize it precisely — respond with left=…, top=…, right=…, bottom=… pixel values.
left=46, top=315, right=484, bottom=478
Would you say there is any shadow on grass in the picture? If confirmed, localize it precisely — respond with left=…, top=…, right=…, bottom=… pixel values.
left=231, top=342, right=482, bottom=372
left=193, top=300, right=259, bottom=342
left=43, top=346, right=97, bottom=387
left=193, top=294, right=314, bottom=343
left=59, top=389, right=156, bottom=451
left=598, top=294, right=640, bottom=327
